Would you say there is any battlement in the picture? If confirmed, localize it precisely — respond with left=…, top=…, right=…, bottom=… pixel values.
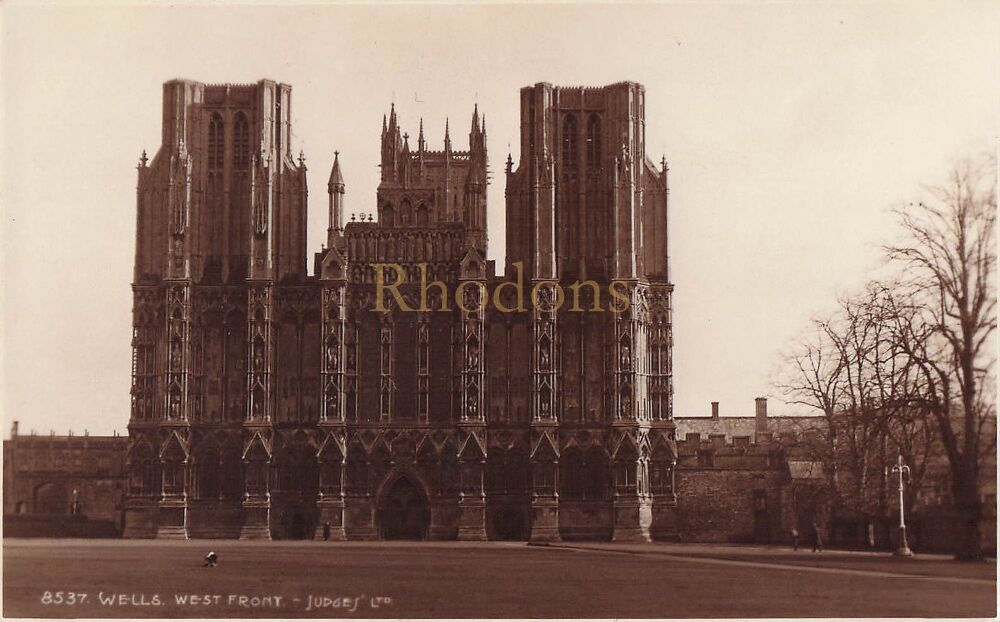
left=674, top=430, right=786, bottom=474
left=344, top=222, right=465, bottom=234
left=676, top=432, right=777, bottom=454
left=414, top=150, right=472, bottom=159
left=6, top=425, right=127, bottom=450
left=163, top=78, right=289, bottom=90
left=554, top=81, right=643, bottom=92
left=523, top=81, right=643, bottom=93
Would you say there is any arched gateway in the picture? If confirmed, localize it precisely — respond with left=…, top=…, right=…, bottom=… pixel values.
left=377, top=475, right=430, bottom=540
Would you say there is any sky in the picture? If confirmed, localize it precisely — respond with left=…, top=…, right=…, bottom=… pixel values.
left=2, top=2, right=998, bottom=435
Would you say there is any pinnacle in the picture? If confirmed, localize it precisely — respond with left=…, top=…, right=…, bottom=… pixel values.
left=328, top=150, right=344, bottom=186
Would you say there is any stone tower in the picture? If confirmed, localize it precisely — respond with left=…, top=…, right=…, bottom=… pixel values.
left=502, top=82, right=676, bottom=541
left=125, top=79, right=308, bottom=538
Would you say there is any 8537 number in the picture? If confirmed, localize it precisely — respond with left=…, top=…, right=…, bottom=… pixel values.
left=40, top=591, right=88, bottom=605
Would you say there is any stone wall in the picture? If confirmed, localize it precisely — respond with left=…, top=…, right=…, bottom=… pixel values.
left=674, top=468, right=788, bottom=543
left=3, top=429, right=128, bottom=536
left=672, top=426, right=800, bottom=544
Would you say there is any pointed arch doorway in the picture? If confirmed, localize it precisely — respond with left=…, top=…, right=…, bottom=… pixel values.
left=377, top=475, right=430, bottom=540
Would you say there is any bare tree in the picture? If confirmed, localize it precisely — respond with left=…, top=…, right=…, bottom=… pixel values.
left=885, top=153, right=997, bottom=560
left=867, top=285, right=936, bottom=528
left=776, top=284, right=928, bottom=538
left=775, top=320, right=844, bottom=500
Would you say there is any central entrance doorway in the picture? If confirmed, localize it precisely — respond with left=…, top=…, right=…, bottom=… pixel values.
left=378, top=476, right=430, bottom=540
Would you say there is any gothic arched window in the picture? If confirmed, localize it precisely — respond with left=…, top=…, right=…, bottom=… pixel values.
left=129, top=444, right=155, bottom=495
left=586, top=114, right=601, bottom=168
left=233, top=112, right=250, bottom=170
left=208, top=113, right=224, bottom=171
left=34, top=482, right=68, bottom=515
left=400, top=199, right=413, bottom=226
left=614, top=444, right=638, bottom=495
left=562, top=115, right=578, bottom=168
left=381, top=203, right=395, bottom=227
left=650, top=446, right=674, bottom=495
left=320, top=461, right=342, bottom=495
left=162, top=459, right=184, bottom=496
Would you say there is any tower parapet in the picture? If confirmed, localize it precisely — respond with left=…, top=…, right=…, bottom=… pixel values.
left=135, top=79, right=307, bottom=285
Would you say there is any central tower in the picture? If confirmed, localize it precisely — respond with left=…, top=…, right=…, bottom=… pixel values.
left=315, top=103, right=492, bottom=540
left=376, top=105, right=488, bottom=256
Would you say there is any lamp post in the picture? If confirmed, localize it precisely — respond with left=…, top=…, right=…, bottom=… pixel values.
left=889, top=455, right=913, bottom=557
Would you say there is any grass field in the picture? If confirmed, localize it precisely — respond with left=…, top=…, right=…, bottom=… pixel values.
left=3, top=539, right=996, bottom=618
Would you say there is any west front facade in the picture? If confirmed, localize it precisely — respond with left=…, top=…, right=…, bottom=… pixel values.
left=121, top=79, right=676, bottom=541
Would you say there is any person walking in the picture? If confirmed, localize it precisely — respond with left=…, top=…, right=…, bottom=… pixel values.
left=791, top=526, right=800, bottom=551
left=811, top=522, right=824, bottom=552
left=323, top=521, right=331, bottom=541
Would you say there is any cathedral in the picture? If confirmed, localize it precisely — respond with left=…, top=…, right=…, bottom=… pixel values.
left=123, top=79, right=676, bottom=541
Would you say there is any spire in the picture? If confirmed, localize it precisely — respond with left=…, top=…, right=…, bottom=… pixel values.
left=382, top=113, right=387, bottom=134
left=328, top=151, right=344, bottom=188
left=402, top=132, right=410, bottom=152
left=471, top=103, right=480, bottom=134
left=389, top=102, right=397, bottom=130
left=481, top=114, right=487, bottom=152
left=328, top=151, right=345, bottom=244
left=418, top=118, right=425, bottom=152
left=444, top=117, right=451, bottom=152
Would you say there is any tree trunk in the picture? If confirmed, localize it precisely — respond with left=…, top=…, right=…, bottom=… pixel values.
left=951, top=467, right=983, bottom=561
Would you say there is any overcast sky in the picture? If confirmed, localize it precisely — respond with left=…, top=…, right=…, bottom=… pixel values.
left=3, top=2, right=998, bottom=435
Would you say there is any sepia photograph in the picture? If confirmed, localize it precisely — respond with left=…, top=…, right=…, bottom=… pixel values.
left=1, top=0, right=997, bottom=619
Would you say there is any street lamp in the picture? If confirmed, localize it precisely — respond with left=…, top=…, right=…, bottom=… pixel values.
left=889, top=455, right=913, bottom=557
